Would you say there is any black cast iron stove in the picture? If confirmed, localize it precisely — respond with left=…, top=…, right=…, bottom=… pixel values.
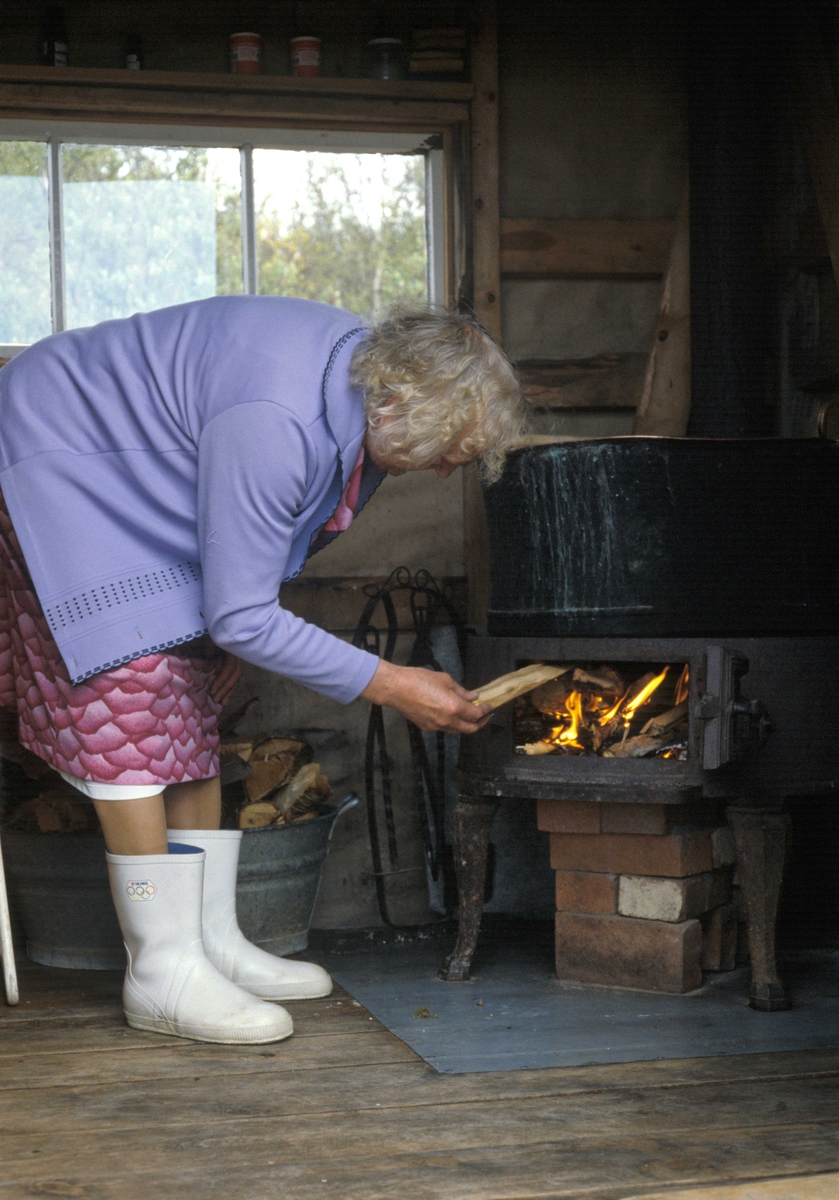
left=440, top=437, right=839, bottom=1009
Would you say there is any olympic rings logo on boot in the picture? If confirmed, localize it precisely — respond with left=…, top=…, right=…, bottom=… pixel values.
left=126, top=880, right=157, bottom=901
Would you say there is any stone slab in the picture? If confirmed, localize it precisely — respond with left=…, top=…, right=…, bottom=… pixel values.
left=618, top=870, right=733, bottom=923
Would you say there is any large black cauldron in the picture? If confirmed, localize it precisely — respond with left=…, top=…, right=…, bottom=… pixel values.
left=484, top=438, right=839, bottom=638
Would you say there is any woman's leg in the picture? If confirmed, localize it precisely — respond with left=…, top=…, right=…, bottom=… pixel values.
left=92, top=778, right=221, bottom=855
left=93, top=795, right=168, bottom=856
left=165, top=777, right=222, bottom=832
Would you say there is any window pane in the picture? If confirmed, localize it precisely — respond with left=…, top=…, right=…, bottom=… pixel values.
left=253, top=151, right=427, bottom=320
left=61, top=145, right=242, bottom=328
left=0, top=141, right=51, bottom=344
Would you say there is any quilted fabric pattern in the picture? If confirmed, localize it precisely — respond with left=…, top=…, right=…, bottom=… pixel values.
left=0, top=494, right=221, bottom=786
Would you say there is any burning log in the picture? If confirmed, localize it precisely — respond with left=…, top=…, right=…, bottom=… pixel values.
left=572, top=666, right=625, bottom=693
left=515, top=662, right=676, bottom=757
left=641, top=700, right=688, bottom=738
left=531, top=677, right=574, bottom=715
left=603, top=734, right=667, bottom=758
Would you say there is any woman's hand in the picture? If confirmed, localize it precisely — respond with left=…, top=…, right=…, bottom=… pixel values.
left=210, top=652, right=243, bottom=706
left=360, top=659, right=492, bottom=734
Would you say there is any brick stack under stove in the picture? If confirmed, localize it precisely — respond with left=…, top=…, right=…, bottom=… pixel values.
left=537, top=798, right=738, bottom=993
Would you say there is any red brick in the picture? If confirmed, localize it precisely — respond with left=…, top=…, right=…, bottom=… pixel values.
left=600, top=801, right=719, bottom=835
left=701, top=904, right=737, bottom=972
left=600, top=803, right=670, bottom=835
left=550, top=830, right=713, bottom=877
left=537, top=799, right=600, bottom=834
left=555, top=870, right=618, bottom=914
left=555, top=912, right=703, bottom=993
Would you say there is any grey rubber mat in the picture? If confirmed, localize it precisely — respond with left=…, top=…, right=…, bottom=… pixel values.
left=312, top=934, right=839, bottom=1074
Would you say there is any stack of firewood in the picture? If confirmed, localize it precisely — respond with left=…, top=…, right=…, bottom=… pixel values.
left=221, top=735, right=332, bottom=829
left=5, top=787, right=101, bottom=834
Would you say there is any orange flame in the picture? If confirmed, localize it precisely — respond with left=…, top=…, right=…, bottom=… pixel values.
left=557, top=689, right=584, bottom=746
left=622, top=665, right=669, bottom=723
left=536, top=663, right=675, bottom=754
left=674, top=663, right=690, bottom=706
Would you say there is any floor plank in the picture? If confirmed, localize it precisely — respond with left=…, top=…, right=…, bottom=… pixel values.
left=2, top=1121, right=839, bottom=1198
left=628, top=1174, right=839, bottom=1200
left=2, top=1074, right=839, bottom=1150
left=2, top=960, right=839, bottom=1199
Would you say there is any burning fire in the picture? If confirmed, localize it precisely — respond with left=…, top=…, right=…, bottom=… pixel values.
left=522, top=663, right=689, bottom=758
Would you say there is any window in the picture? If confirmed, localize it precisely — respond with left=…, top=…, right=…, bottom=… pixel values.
left=0, top=124, right=444, bottom=351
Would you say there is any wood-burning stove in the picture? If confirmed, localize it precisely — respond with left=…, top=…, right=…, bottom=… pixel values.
left=440, top=438, right=839, bottom=1010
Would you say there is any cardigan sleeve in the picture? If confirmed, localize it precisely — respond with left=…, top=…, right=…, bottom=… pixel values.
left=196, top=401, right=378, bottom=704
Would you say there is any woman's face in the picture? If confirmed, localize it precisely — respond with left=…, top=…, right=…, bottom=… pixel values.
left=365, top=418, right=480, bottom=478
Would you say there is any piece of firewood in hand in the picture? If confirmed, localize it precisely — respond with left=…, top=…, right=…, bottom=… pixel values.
left=472, top=663, right=572, bottom=710
left=238, top=802, right=278, bottom=829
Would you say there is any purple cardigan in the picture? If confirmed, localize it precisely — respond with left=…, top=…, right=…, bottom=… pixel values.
left=0, top=297, right=386, bottom=702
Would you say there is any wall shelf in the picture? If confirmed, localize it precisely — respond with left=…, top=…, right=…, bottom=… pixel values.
left=0, top=64, right=472, bottom=130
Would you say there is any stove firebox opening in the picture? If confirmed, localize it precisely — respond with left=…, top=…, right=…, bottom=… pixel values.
left=514, top=661, right=690, bottom=760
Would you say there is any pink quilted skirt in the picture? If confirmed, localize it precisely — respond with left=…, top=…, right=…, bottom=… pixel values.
left=0, top=494, right=222, bottom=787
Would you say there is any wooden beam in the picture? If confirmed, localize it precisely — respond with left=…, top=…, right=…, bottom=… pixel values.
left=633, top=186, right=691, bottom=436
left=470, top=1, right=501, bottom=337
left=500, top=218, right=673, bottom=279
left=796, top=18, right=839, bottom=292
left=465, top=0, right=501, bottom=626
left=516, top=354, right=647, bottom=409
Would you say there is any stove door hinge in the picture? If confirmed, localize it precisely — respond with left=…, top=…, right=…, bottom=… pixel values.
left=696, top=646, right=773, bottom=770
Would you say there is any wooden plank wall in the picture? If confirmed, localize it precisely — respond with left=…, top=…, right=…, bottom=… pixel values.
left=464, top=0, right=500, bottom=624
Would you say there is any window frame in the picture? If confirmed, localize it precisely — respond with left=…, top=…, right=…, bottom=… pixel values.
left=1, top=119, right=447, bottom=338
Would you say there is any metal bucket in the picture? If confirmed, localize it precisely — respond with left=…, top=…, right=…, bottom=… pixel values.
left=1, top=830, right=125, bottom=969
left=235, top=796, right=356, bottom=956
left=1, top=795, right=355, bottom=969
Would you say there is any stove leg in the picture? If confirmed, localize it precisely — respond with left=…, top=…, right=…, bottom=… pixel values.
left=438, top=793, right=499, bottom=982
left=727, top=805, right=792, bottom=1012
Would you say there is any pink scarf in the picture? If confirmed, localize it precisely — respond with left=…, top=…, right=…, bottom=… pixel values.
left=322, top=444, right=366, bottom=533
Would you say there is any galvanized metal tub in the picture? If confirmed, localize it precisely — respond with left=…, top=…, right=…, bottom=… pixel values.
left=1, top=796, right=355, bottom=969
left=2, top=831, right=125, bottom=969
left=235, top=797, right=355, bottom=956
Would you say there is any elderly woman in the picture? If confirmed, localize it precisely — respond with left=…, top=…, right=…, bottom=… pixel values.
left=0, top=296, right=524, bottom=1045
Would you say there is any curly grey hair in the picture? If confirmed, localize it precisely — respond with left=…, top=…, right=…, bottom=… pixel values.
left=350, top=307, right=527, bottom=483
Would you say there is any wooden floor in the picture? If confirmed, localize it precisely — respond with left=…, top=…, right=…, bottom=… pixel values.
left=1, top=959, right=839, bottom=1199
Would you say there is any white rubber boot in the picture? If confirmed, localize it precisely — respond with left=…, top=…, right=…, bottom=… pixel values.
left=169, top=829, right=333, bottom=1001
left=106, top=844, right=294, bottom=1043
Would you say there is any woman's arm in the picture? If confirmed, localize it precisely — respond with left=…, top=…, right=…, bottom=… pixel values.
left=197, top=402, right=378, bottom=703
left=197, top=404, right=490, bottom=734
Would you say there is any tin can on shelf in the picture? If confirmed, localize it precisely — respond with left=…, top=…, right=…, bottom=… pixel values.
left=290, top=35, right=321, bottom=77
left=230, top=32, right=261, bottom=75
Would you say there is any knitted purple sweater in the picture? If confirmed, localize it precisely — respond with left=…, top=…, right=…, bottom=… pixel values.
left=0, top=296, right=385, bottom=702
